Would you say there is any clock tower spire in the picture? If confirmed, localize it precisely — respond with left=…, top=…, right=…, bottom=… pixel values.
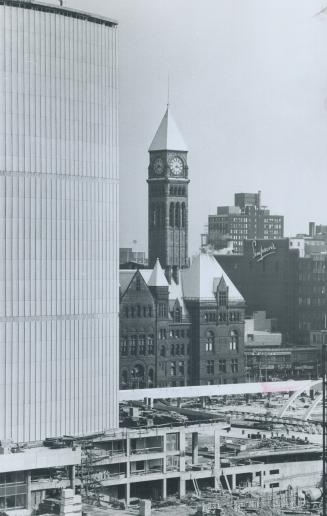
left=147, top=107, right=189, bottom=269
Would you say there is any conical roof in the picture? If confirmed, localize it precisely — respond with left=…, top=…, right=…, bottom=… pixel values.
left=149, top=107, right=188, bottom=152
left=148, top=258, right=169, bottom=287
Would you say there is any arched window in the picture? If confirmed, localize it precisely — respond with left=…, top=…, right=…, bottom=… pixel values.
left=161, top=203, right=165, bottom=227
left=230, top=330, right=238, bottom=351
left=181, top=203, right=186, bottom=228
left=160, top=345, right=166, bottom=357
left=152, top=206, right=156, bottom=227
left=175, top=307, right=181, bottom=322
left=171, top=344, right=175, bottom=356
left=130, top=335, right=137, bottom=355
left=169, top=203, right=175, bottom=227
left=137, top=305, right=141, bottom=317
left=121, top=370, right=128, bottom=389
left=148, top=335, right=154, bottom=354
left=131, top=364, right=145, bottom=389
left=175, top=203, right=180, bottom=228
left=178, top=187, right=182, bottom=196
left=139, top=335, right=146, bottom=355
left=148, top=368, right=154, bottom=387
left=206, top=330, right=215, bottom=352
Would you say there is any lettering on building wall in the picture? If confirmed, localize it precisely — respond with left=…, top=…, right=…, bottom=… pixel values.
left=252, top=240, right=277, bottom=262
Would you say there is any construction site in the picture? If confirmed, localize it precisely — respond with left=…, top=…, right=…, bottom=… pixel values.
left=1, top=384, right=327, bottom=516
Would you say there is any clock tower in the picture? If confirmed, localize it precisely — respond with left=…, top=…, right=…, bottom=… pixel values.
left=148, top=107, right=189, bottom=269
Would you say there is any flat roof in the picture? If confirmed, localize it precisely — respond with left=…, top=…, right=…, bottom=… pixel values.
left=0, top=0, right=118, bottom=27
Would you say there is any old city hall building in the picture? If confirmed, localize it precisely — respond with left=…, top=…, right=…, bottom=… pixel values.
left=120, top=108, right=245, bottom=388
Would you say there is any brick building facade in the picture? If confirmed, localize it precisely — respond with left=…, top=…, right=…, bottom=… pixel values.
left=119, top=254, right=245, bottom=388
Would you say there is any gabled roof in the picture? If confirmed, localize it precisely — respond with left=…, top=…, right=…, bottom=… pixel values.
left=168, top=271, right=189, bottom=317
left=181, top=253, right=244, bottom=304
left=149, top=107, right=188, bottom=152
left=119, top=270, right=136, bottom=296
left=148, top=258, right=169, bottom=288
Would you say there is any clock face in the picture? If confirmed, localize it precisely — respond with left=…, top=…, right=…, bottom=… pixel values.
left=169, top=157, right=184, bottom=176
left=153, top=158, right=164, bottom=176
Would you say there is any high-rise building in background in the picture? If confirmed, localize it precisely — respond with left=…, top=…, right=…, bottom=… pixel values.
left=0, top=1, right=119, bottom=442
left=148, top=107, right=189, bottom=269
left=207, top=191, right=284, bottom=253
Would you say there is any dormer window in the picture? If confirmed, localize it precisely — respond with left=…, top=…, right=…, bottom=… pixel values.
left=218, top=291, right=227, bottom=306
left=174, top=307, right=181, bottom=322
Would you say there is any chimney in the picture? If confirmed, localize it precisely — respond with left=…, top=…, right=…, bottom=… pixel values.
left=165, top=266, right=172, bottom=284
left=309, top=222, right=315, bottom=237
left=172, top=266, right=179, bottom=285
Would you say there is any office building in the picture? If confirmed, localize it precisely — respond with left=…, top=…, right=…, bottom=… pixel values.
left=207, top=191, right=284, bottom=253
left=0, top=0, right=119, bottom=443
left=120, top=247, right=148, bottom=266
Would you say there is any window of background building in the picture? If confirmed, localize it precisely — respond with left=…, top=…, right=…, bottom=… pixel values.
left=159, top=329, right=167, bottom=340
left=121, top=369, right=128, bottom=387
left=206, top=330, right=215, bottom=352
left=159, top=303, right=167, bottom=318
left=148, top=368, right=154, bottom=387
left=218, top=291, right=227, bottom=306
left=231, top=358, right=239, bottom=373
left=171, top=362, right=176, bottom=376
left=139, top=335, right=146, bottom=355
left=230, top=330, right=239, bottom=352
left=178, top=361, right=184, bottom=375
left=148, top=335, right=154, bottom=354
left=175, top=307, right=181, bottom=322
left=130, top=336, right=137, bottom=355
left=219, top=359, right=226, bottom=373
left=121, top=338, right=128, bottom=356
left=207, top=360, right=214, bottom=375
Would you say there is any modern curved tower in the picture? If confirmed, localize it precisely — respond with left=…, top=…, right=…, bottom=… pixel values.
left=0, top=1, right=119, bottom=441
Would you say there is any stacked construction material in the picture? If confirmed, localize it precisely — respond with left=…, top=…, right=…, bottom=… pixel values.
left=60, top=489, right=82, bottom=516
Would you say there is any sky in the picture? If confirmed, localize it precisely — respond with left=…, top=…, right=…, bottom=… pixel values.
left=67, top=0, right=327, bottom=256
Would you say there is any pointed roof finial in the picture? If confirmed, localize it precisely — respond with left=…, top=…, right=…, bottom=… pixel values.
left=148, top=107, right=188, bottom=152
left=148, top=258, right=169, bottom=287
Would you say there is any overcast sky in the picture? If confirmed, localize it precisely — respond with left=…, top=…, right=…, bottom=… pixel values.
left=68, top=0, right=327, bottom=256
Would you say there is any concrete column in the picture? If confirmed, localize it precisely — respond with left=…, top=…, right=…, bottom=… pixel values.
left=179, top=478, right=186, bottom=498
left=26, top=471, right=32, bottom=510
left=192, top=432, right=198, bottom=464
left=201, top=397, right=206, bottom=408
left=214, top=430, right=220, bottom=490
left=162, top=478, right=167, bottom=499
left=179, top=430, right=186, bottom=472
left=126, top=482, right=130, bottom=506
left=126, top=432, right=130, bottom=479
left=69, top=465, right=76, bottom=491
left=231, top=474, right=236, bottom=490
left=163, top=434, right=167, bottom=474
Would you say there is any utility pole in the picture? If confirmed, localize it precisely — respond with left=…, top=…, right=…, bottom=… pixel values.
left=323, top=343, right=326, bottom=516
